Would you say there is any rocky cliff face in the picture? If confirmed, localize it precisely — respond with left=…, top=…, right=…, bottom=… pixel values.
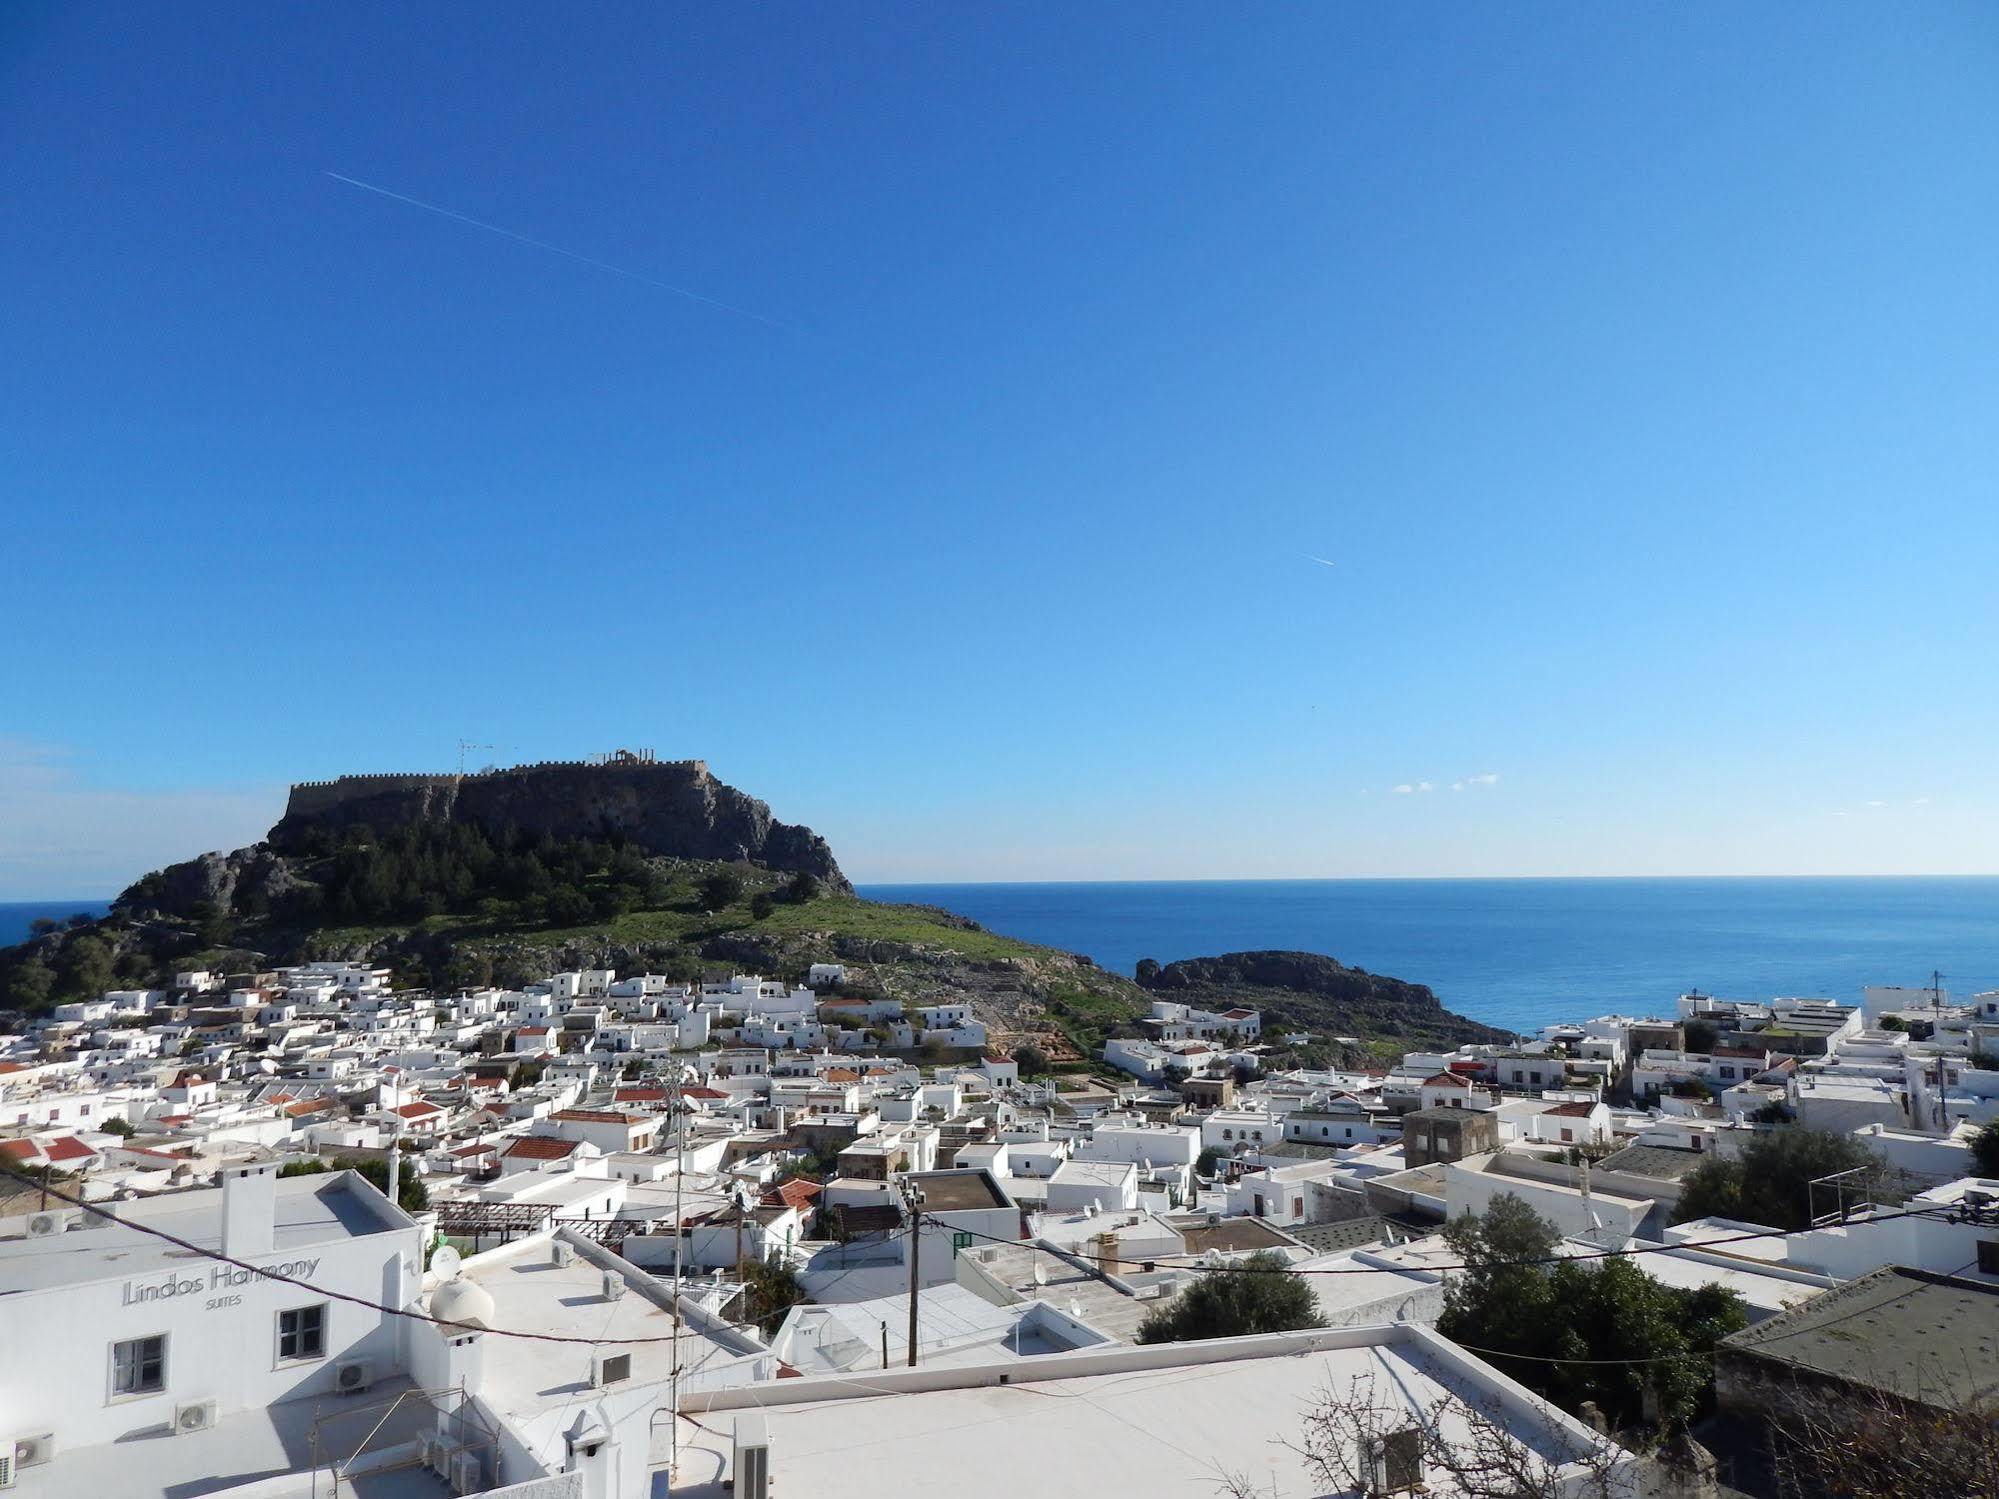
left=1140, top=949, right=1513, bottom=1047
left=268, top=760, right=849, bottom=891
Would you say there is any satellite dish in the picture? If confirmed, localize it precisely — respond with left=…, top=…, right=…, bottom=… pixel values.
left=430, top=1244, right=463, bottom=1280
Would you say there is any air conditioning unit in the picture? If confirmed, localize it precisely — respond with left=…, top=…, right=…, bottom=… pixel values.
left=25, top=1211, right=73, bottom=1239
left=551, top=1240, right=575, bottom=1267
left=591, top=1351, right=632, bottom=1387
left=10, top=1434, right=53, bottom=1469
left=0, top=1450, right=14, bottom=1491
left=449, top=1451, right=483, bottom=1495
left=424, top=1436, right=454, bottom=1479
left=333, top=1360, right=374, bottom=1395
left=732, top=1414, right=771, bottom=1499
left=601, top=1270, right=626, bottom=1302
left=173, top=1400, right=218, bottom=1436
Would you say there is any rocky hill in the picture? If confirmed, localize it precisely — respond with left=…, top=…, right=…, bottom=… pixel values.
left=271, top=758, right=847, bottom=891
left=1138, top=949, right=1513, bottom=1052
left=0, top=762, right=1507, bottom=1069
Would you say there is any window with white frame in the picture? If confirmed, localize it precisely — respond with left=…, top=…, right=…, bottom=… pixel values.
left=112, top=1334, right=166, bottom=1396
left=278, top=1303, right=328, bottom=1361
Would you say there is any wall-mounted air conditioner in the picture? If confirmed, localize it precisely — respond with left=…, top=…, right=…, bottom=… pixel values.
left=173, top=1401, right=218, bottom=1436
left=24, top=1211, right=73, bottom=1238
left=601, top=1270, right=626, bottom=1301
left=9, top=1435, right=52, bottom=1470
left=732, top=1414, right=772, bottom=1499
left=333, top=1360, right=374, bottom=1395
left=551, top=1240, right=575, bottom=1267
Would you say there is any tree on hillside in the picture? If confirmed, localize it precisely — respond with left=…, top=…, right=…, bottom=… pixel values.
left=1671, top=1128, right=1881, bottom=1232
left=1011, top=1043, right=1049, bottom=1079
left=59, top=935, right=115, bottom=1001
left=1136, top=1251, right=1324, bottom=1344
left=1438, top=1193, right=1747, bottom=1432
left=1682, top=1018, right=1720, bottom=1054
left=698, top=871, right=745, bottom=912
left=4, top=957, right=56, bottom=1010
left=783, top=871, right=821, bottom=904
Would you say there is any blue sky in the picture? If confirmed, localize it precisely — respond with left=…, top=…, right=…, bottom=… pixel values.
left=5, top=5, right=1998, bottom=897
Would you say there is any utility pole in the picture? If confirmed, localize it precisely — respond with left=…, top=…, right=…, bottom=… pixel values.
left=668, top=1070, right=686, bottom=1477
left=902, top=1180, right=925, bottom=1367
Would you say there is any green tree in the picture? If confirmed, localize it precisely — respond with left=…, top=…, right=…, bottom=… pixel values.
left=749, top=892, right=776, bottom=921
left=100, top=1117, right=138, bottom=1138
left=5, top=956, right=57, bottom=1010
left=1437, top=1194, right=1748, bottom=1432
left=698, top=871, right=745, bottom=911
left=742, top=1252, right=806, bottom=1334
left=60, top=935, right=115, bottom=999
left=1672, top=1128, right=1879, bottom=1231
left=1136, top=1251, right=1324, bottom=1344
left=28, top=916, right=59, bottom=936
left=783, top=871, right=821, bottom=904
left=1195, top=1147, right=1221, bottom=1177
left=1012, top=1044, right=1050, bottom=1079
left=1970, top=1118, right=1999, bottom=1178
left=1682, top=1018, right=1720, bottom=1054
left=1876, top=1014, right=1908, bottom=1033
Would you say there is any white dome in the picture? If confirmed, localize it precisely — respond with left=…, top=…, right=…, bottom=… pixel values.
left=429, top=1276, right=496, bottom=1331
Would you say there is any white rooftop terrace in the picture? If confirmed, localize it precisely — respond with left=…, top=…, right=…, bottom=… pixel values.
left=669, top=1323, right=1638, bottom=1499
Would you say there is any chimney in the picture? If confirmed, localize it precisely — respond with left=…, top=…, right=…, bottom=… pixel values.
left=221, top=1160, right=279, bottom=1257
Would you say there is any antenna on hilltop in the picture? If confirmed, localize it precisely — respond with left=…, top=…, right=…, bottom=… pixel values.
left=457, top=740, right=496, bottom=775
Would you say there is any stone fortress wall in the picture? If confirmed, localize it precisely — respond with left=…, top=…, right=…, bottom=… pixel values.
left=284, top=757, right=709, bottom=821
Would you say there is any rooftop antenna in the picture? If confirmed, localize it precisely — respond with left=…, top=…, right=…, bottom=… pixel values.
left=1930, top=969, right=1945, bottom=1013
left=457, top=740, right=495, bottom=775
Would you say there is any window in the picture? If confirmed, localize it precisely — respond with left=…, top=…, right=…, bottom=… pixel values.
left=112, top=1335, right=166, bottom=1396
left=1978, top=1239, right=1999, bottom=1276
left=278, top=1304, right=327, bottom=1362
left=1382, top=1427, right=1423, bottom=1490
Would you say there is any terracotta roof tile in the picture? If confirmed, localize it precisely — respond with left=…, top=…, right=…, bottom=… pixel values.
left=503, top=1136, right=580, bottom=1160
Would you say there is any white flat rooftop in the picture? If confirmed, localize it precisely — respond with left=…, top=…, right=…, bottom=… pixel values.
left=0, top=1175, right=405, bottom=1293
left=672, top=1326, right=1621, bottom=1499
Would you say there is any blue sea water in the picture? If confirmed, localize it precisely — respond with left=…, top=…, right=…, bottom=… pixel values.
left=857, top=877, right=1999, bottom=1035
left=0, top=900, right=111, bottom=946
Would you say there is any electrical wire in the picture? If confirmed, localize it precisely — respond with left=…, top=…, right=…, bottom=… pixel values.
left=916, top=1204, right=1959, bottom=1277
left=3, top=1162, right=1969, bottom=1363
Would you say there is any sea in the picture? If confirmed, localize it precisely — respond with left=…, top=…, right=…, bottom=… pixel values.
left=0, top=901, right=111, bottom=946
left=857, top=877, right=1999, bottom=1036
left=9, top=879, right=1996, bottom=1037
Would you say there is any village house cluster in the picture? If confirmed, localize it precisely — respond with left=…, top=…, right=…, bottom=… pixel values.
left=1, top=962, right=1995, bottom=1498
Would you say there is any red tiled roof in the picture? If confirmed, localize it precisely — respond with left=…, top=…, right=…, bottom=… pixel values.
left=452, top=1142, right=496, bottom=1158
left=1545, top=1101, right=1600, bottom=1118
left=550, top=1109, right=643, bottom=1125
left=0, top=1062, right=30, bottom=1075
left=503, top=1136, right=580, bottom=1160
left=820, top=1068, right=860, bottom=1084
left=614, top=1087, right=667, bottom=1103
left=1220, top=1008, right=1257, bottom=1020
left=43, top=1136, right=97, bottom=1161
left=284, top=1099, right=337, bottom=1118
left=762, top=1177, right=823, bottom=1211
left=391, top=1102, right=442, bottom=1119
left=683, top=1087, right=729, bottom=1101
left=0, top=1140, right=41, bottom=1162
left=1422, top=1072, right=1471, bottom=1087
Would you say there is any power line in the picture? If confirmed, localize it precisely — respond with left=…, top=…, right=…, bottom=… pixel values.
left=917, top=1204, right=1956, bottom=1278
left=1, top=1164, right=752, bottom=1349
left=3, top=1163, right=1959, bottom=1364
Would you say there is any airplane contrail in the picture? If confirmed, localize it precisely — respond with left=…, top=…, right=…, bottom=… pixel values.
left=1306, top=555, right=1337, bottom=568
left=324, top=171, right=795, bottom=333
